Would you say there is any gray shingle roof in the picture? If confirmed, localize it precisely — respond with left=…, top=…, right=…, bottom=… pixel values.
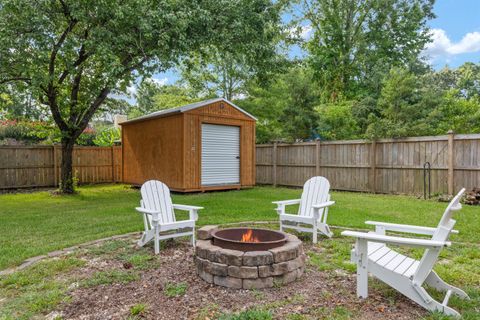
left=121, top=98, right=256, bottom=125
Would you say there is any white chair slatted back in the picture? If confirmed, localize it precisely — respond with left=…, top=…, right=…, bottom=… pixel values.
left=140, top=180, right=176, bottom=224
left=298, top=176, right=330, bottom=218
left=413, top=188, right=465, bottom=283
left=431, top=188, right=465, bottom=242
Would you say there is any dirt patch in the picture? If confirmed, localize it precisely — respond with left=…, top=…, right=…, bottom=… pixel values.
left=59, top=238, right=427, bottom=320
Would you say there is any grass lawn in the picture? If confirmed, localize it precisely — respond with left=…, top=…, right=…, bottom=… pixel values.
left=0, top=184, right=479, bottom=270
left=0, top=184, right=479, bottom=319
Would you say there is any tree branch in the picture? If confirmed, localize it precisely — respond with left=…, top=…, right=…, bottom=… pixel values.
left=47, top=7, right=79, bottom=134
left=58, top=29, right=90, bottom=84
left=0, top=77, right=31, bottom=84
left=68, top=66, right=84, bottom=125
left=75, top=56, right=150, bottom=132
left=49, top=19, right=77, bottom=82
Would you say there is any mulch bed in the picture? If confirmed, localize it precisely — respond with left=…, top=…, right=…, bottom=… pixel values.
left=58, top=237, right=427, bottom=320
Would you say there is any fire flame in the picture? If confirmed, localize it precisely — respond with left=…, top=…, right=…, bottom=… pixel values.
left=240, top=229, right=260, bottom=243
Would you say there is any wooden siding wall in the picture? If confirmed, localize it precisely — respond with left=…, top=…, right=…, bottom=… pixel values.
left=183, top=101, right=256, bottom=190
left=0, top=146, right=122, bottom=189
left=256, top=133, right=480, bottom=195
left=121, top=114, right=184, bottom=188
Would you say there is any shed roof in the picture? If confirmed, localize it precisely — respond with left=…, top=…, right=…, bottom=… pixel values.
left=121, top=98, right=256, bottom=125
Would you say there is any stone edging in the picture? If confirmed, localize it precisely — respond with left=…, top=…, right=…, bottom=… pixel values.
left=0, top=231, right=141, bottom=276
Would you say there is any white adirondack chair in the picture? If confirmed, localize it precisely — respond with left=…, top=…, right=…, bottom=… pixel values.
left=136, top=180, right=203, bottom=254
left=342, top=188, right=470, bottom=317
left=273, top=176, right=335, bottom=243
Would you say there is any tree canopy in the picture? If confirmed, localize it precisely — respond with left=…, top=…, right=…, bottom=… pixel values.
left=0, top=0, right=283, bottom=192
left=1, top=0, right=480, bottom=170
left=301, top=0, right=435, bottom=102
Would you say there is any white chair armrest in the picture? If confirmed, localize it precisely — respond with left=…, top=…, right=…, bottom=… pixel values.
left=135, top=207, right=161, bottom=223
left=173, top=204, right=202, bottom=221
left=365, top=221, right=459, bottom=235
left=272, top=199, right=301, bottom=206
left=272, top=199, right=301, bottom=215
left=173, top=204, right=204, bottom=211
left=312, top=201, right=335, bottom=209
left=341, top=230, right=451, bottom=249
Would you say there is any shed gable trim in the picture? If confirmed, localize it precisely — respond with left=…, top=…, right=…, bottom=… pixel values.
left=121, top=98, right=256, bottom=125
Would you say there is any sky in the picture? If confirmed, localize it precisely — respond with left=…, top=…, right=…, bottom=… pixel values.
left=128, top=0, right=480, bottom=100
left=424, top=0, right=480, bottom=68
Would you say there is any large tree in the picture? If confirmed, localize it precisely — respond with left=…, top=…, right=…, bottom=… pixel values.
left=178, top=11, right=286, bottom=101
left=179, top=50, right=285, bottom=100
left=130, top=80, right=200, bottom=118
left=238, top=65, right=320, bottom=142
left=0, top=0, right=281, bottom=193
left=180, top=52, right=251, bottom=100
left=300, top=0, right=435, bottom=101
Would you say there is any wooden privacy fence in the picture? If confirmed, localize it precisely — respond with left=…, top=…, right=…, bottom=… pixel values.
left=256, top=132, right=480, bottom=196
left=2, top=132, right=480, bottom=195
left=0, top=145, right=122, bottom=189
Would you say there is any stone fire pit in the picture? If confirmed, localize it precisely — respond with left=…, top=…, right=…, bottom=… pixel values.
left=194, top=226, right=306, bottom=289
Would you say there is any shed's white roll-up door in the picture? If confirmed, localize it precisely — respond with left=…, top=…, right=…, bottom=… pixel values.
left=201, top=124, right=240, bottom=186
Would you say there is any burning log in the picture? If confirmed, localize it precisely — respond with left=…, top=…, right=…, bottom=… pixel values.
left=241, top=229, right=260, bottom=243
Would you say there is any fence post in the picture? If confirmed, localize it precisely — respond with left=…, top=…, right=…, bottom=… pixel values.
left=272, top=142, right=278, bottom=187
left=447, top=130, right=455, bottom=195
left=53, top=145, right=58, bottom=187
left=369, top=140, right=377, bottom=193
left=111, top=146, right=115, bottom=183
left=315, top=140, right=320, bottom=176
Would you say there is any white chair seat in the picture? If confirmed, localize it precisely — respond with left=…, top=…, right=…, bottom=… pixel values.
left=279, top=213, right=316, bottom=224
left=368, top=242, right=419, bottom=278
left=159, top=220, right=195, bottom=232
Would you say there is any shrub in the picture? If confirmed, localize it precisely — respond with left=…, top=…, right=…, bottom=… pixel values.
left=0, top=119, right=104, bottom=146
left=0, top=120, right=60, bottom=144
left=93, top=127, right=120, bottom=146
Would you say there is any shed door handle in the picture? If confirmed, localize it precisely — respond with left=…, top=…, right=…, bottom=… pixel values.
left=236, top=156, right=240, bottom=159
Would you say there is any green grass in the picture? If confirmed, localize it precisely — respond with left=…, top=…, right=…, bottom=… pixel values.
left=129, top=303, right=147, bottom=316
left=1, top=184, right=479, bottom=270
left=80, top=269, right=139, bottom=287
left=0, top=257, right=85, bottom=319
left=218, top=309, right=273, bottom=320
left=0, top=239, right=159, bottom=320
left=0, top=184, right=478, bottom=319
left=311, top=306, right=353, bottom=320
left=163, top=281, right=188, bottom=298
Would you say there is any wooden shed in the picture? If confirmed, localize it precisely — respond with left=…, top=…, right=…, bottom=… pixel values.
left=120, top=98, right=256, bottom=192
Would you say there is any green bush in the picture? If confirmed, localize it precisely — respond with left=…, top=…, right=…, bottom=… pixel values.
left=93, top=127, right=120, bottom=146
left=0, top=120, right=59, bottom=144
left=0, top=119, right=110, bottom=146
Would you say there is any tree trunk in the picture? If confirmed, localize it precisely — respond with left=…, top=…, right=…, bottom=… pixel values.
left=59, top=137, right=76, bottom=194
